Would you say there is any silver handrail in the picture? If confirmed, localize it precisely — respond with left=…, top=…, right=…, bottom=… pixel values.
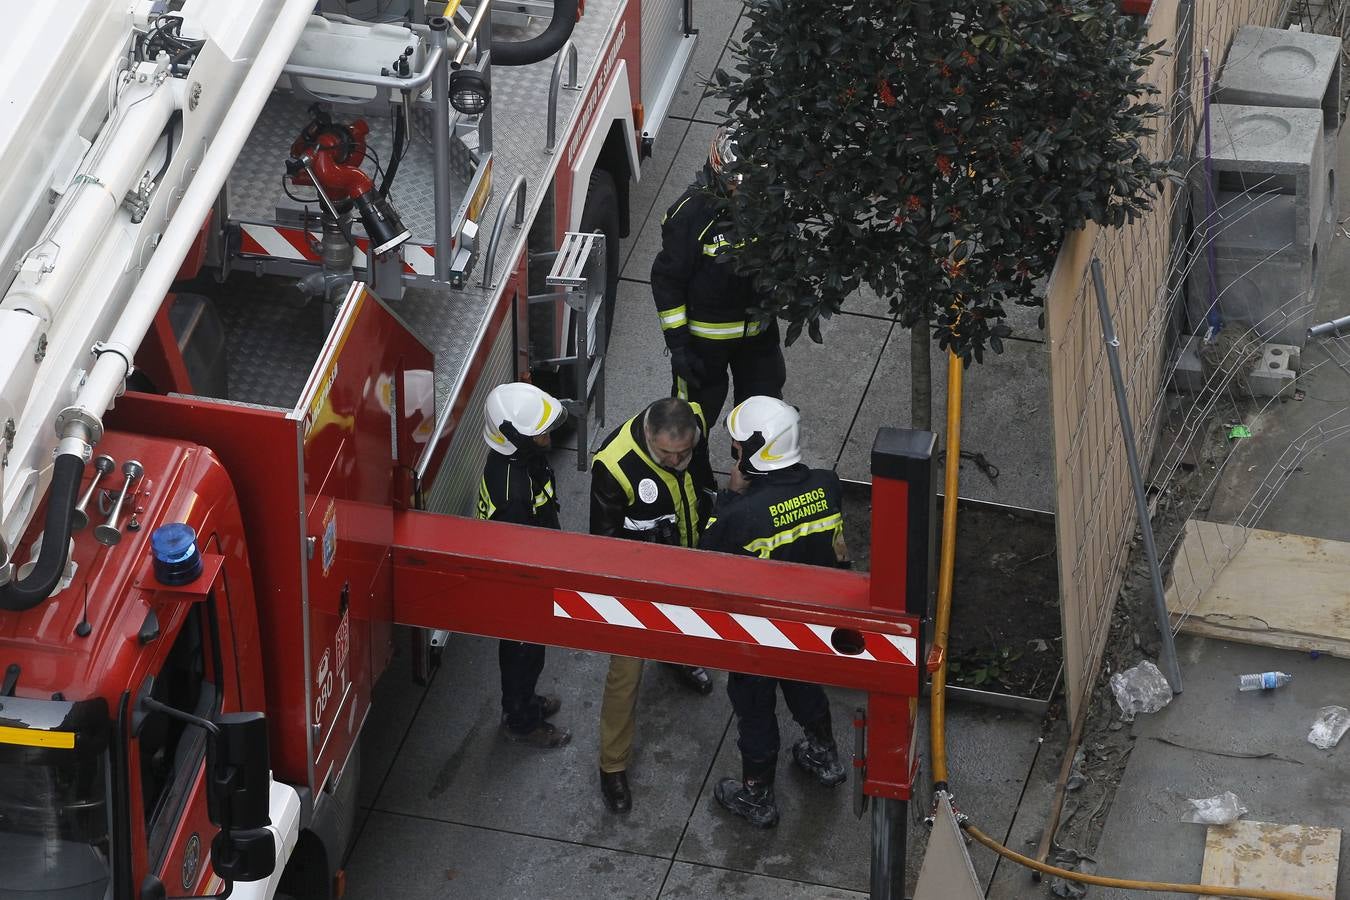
left=480, top=176, right=527, bottom=289
left=283, top=45, right=445, bottom=92
left=453, top=2, right=492, bottom=66
left=546, top=41, right=580, bottom=153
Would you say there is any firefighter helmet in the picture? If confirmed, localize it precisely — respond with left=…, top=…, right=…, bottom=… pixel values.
left=483, top=382, right=567, bottom=455
left=727, top=396, right=801, bottom=474
left=708, top=124, right=742, bottom=189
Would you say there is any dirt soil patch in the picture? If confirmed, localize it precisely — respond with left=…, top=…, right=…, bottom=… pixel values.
left=843, top=487, right=1061, bottom=701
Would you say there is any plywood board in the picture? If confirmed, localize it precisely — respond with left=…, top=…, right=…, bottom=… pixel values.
left=1165, top=521, right=1350, bottom=658
left=1202, top=820, right=1340, bottom=899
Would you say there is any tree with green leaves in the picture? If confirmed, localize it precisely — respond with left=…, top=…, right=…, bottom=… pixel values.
left=712, top=0, right=1167, bottom=427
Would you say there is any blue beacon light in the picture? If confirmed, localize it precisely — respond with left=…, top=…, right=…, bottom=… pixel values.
left=151, top=523, right=204, bottom=586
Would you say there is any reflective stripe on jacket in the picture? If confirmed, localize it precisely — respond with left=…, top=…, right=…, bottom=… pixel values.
left=650, top=181, right=764, bottom=349
left=476, top=451, right=561, bottom=530
left=589, top=404, right=713, bottom=547
left=699, top=465, right=845, bottom=565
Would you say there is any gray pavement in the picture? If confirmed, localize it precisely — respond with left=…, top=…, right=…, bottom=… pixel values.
left=348, top=629, right=1044, bottom=898
left=345, top=1, right=1059, bottom=896
left=1092, top=636, right=1350, bottom=899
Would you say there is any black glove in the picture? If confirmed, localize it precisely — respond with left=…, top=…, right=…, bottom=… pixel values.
left=670, top=345, right=706, bottom=389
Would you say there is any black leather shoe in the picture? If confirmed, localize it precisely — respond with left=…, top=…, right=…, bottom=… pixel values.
left=669, top=664, right=714, bottom=695
left=600, top=770, right=632, bottom=813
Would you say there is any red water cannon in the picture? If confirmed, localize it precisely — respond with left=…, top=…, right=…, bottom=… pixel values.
left=286, top=108, right=411, bottom=256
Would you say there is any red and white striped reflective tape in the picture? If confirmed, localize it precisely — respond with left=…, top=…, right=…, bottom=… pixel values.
left=553, top=590, right=916, bottom=665
left=238, top=223, right=437, bottom=276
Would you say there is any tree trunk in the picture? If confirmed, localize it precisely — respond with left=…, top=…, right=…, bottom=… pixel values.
left=910, top=318, right=932, bottom=430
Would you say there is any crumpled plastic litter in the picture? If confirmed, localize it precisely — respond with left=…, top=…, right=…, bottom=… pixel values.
left=1108, top=660, right=1173, bottom=722
left=1307, top=705, right=1350, bottom=750
left=1185, top=791, right=1247, bottom=825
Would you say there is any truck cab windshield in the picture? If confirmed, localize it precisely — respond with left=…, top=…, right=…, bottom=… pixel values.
left=0, top=737, right=113, bottom=900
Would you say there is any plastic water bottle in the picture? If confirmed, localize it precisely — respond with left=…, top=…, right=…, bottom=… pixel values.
left=1237, top=671, right=1292, bottom=692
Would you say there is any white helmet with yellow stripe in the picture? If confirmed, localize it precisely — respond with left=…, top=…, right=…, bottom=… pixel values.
left=727, top=396, right=801, bottom=473
left=483, top=382, right=567, bottom=455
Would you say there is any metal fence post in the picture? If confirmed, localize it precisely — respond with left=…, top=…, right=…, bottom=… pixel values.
left=1090, top=257, right=1183, bottom=693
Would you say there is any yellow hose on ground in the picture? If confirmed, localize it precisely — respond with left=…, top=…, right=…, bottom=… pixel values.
left=962, top=824, right=1319, bottom=900
left=929, top=349, right=1318, bottom=900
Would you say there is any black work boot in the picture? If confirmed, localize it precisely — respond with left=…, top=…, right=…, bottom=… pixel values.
left=715, top=776, right=779, bottom=828
left=793, top=718, right=846, bottom=786
left=532, top=694, right=562, bottom=719
left=715, top=755, right=779, bottom=828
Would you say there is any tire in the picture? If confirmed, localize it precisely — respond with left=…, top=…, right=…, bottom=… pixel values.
left=578, top=167, right=621, bottom=348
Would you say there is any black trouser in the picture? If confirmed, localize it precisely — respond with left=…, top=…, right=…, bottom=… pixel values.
left=726, top=672, right=831, bottom=779
left=672, top=324, right=787, bottom=428
left=499, top=640, right=546, bottom=733
left=673, top=324, right=786, bottom=487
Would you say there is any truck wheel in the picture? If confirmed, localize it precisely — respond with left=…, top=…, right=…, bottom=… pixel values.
left=578, top=167, right=621, bottom=347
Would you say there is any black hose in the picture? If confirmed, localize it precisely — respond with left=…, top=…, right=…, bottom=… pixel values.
left=490, top=0, right=578, bottom=67
left=379, top=111, right=406, bottom=198
left=0, top=454, right=86, bottom=612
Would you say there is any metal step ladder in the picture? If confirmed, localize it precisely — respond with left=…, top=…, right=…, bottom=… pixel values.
left=540, top=230, right=607, bottom=470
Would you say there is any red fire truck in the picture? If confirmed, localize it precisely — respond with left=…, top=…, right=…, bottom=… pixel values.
left=0, top=2, right=930, bottom=898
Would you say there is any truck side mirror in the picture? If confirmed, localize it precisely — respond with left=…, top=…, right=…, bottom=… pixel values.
left=207, top=712, right=270, bottom=831
left=206, top=712, right=275, bottom=882
left=211, top=827, right=276, bottom=882
left=139, top=874, right=166, bottom=900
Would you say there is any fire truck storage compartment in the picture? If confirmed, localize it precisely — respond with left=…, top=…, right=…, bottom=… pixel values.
left=167, top=292, right=229, bottom=399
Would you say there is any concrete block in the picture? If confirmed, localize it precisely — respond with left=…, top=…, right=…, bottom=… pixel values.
left=1187, top=229, right=1325, bottom=346
left=1216, top=25, right=1342, bottom=131
left=1247, top=341, right=1300, bottom=396
left=1195, top=105, right=1327, bottom=251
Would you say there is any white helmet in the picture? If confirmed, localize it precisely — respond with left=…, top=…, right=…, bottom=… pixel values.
left=483, top=382, right=567, bottom=455
left=708, top=124, right=742, bottom=189
left=727, top=396, right=801, bottom=474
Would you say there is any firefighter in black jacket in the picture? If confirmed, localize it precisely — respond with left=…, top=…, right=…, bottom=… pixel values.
left=700, top=396, right=849, bottom=828
left=590, top=397, right=716, bottom=813
left=476, top=383, right=571, bottom=749
left=651, top=126, right=786, bottom=461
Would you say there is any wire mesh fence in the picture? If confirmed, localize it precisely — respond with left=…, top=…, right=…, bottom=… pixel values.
left=1044, top=0, right=1309, bottom=719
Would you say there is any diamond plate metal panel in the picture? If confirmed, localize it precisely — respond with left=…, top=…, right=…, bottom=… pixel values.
left=220, top=0, right=624, bottom=441
left=227, top=93, right=474, bottom=245
left=217, top=290, right=327, bottom=408
left=395, top=0, right=623, bottom=402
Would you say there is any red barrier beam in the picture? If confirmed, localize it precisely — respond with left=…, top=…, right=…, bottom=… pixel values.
left=390, top=426, right=936, bottom=804
left=392, top=514, right=920, bottom=697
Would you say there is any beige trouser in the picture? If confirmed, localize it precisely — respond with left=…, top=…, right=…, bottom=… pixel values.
left=598, top=655, right=644, bottom=772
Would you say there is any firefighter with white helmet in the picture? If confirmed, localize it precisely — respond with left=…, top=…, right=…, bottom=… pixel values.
left=477, top=382, right=572, bottom=748
left=650, top=124, right=786, bottom=483
left=699, top=396, right=850, bottom=827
